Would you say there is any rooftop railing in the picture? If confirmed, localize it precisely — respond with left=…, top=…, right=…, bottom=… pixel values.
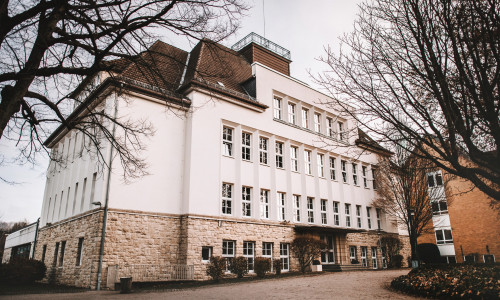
left=231, top=32, right=291, bottom=60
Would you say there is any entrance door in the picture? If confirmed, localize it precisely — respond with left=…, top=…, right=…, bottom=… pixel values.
left=321, top=235, right=336, bottom=264
left=371, top=247, right=378, bottom=269
left=360, top=246, right=368, bottom=267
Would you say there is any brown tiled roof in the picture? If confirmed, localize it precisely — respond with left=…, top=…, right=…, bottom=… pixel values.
left=356, top=129, right=393, bottom=156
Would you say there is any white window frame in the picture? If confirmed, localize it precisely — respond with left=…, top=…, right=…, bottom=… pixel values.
left=349, top=246, right=357, bottom=264
left=427, top=171, right=444, bottom=188
left=372, top=169, right=377, bottom=189
left=361, top=246, right=368, bottom=267
left=288, top=102, right=296, bottom=124
left=262, top=242, right=273, bottom=270
left=277, top=192, right=286, bottom=221
left=243, top=241, right=255, bottom=272
left=321, top=199, right=328, bottom=225
left=345, top=203, right=351, bottom=227
left=201, top=246, right=213, bottom=262
left=317, top=153, right=324, bottom=177
left=222, top=126, right=233, bottom=157
left=304, top=150, right=312, bottom=175
left=274, top=96, right=282, bottom=120
left=290, top=146, right=298, bottom=172
left=338, top=121, right=345, bottom=141
left=314, top=112, right=321, bottom=133
left=301, top=108, right=309, bottom=129
left=356, top=205, right=362, bottom=228
left=280, top=243, right=290, bottom=271
left=242, top=132, right=251, bottom=161
left=222, top=240, right=235, bottom=272
left=222, top=183, right=233, bottom=215
left=362, top=166, right=368, bottom=188
left=260, top=189, right=269, bottom=219
left=341, top=160, right=348, bottom=183
left=435, top=228, right=453, bottom=245
left=333, top=201, right=340, bottom=226
left=366, top=207, right=372, bottom=229
left=376, top=208, right=382, bottom=229
left=431, top=198, right=448, bottom=215
left=326, top=117, right=334, bottom=137
left=371, top=247, right=378, bottom=269
left=352, top=163, right=358, bottom=186
left=76, top=237, right=84, bottom=266
left=307, top=197, right=314, bottom=223
left=275, top=142, right=284, bottom=169
left=259, top=137, right=268, bottom=165
left=329, top=157, right=336, bottom=180
left=381, top=247, right=388, bottom=269
left=242, top=186, right=252, bottom=217
left=293, top=195, right=301, bottom=222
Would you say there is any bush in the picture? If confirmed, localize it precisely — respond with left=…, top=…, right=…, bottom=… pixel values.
left=0, top=259, right=46, bottom=284
left=254, top=257, right=271, bottom=278
left=206, top=256, right=225, bottom=282
left=273, top=259, right=281, bottom=275
left=417, top=243, right=443, bottom=264
left=229, top=256, right=248, bottom=278
left=392, top=255, right=403, bottom=268
left=391, top=264, right=500, bottom=299
left=291, top=235, right=327, bottom=273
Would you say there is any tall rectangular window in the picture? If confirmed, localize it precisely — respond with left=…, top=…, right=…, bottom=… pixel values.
left=372, top=169, right=377, bottom=189
left=345, top=204, right=351, bottom=227
left=341, top=160, right=347, bottom=183
left=321, top=199, right=328, bottom=225
left=76, top=237, right=84, bottom=266
left=288, top=102, right=296, bottom=124
left=202, top=246, right=213, bottom=262
left=333, top=202, right=340, bottom=226
left=222, top=183, right=233, bottom=215
left=307, top=197, right=314, bottom=223
left=304, top=150, right=312, bottom=175
left=274, top=96, right=282, bottom=119
left=293, top=195, right=301, bottom=222
left=329, top=157, right=336, bottom=180
left=242, top=186, right=252, bottom=217
left=41, top=245, right=47, bottom=263
left=275, top=142, right=284, bottom=169
left=222, top=240, right=235, bottom=272
left=89, top=172, right=97, bottom=207
left=243, top=242, right=255, bottom=271
left=290, top=146, right=298, bottom=172
left=59, top=241, right=66, bottom=267
left=362, top=166, right=368, bottom=188
left=356, top=205, right=362, bottom=228
left=72, top=182, right=79, bottom=215
left=53, top=242, right=59, bottom=267
left=277, top=192, right=286, bottom=221
left=314, top=112, right=321, bottom=133
left=301, top=108, right=309, bottom=128
left=262, top=242, right=273, bottom=271
left=376, top=208, right=382, bottom=229
left=361, top=246, right=368, bottom=267
left=349, top=246, right=357, bottom=263
left=352, top=163, right=358, bottom=185
left=80, top=177, right=87, bottom=212
left=427, top=171, right=444, bottom=187
left=366, top=207, right=372, bottom=229
left=326, top=117, right=334, bottom=137
left=259, top=137, right=268, bottom=165
left=371, top=247, right=378, bottom=269
left=317, top=153, right=324, bottom=177
left=280, top=243, right=290, bottom=271
left=242, top=132, right=251, bottom=161
left=222, top=126, right=233, bottom=156
left=260, top=189, right=269, bottom=219
left=338, top=121, right=345, bottom=141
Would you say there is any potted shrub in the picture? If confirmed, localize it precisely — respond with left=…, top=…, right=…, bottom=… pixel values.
left=311, top=259, right=322, bottom=272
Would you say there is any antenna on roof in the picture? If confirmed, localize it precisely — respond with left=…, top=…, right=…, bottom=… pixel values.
left=262, top=0, right=266, bottom=37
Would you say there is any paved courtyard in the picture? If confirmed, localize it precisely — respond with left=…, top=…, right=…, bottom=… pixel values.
left=3, top=269, right=423, bottom=300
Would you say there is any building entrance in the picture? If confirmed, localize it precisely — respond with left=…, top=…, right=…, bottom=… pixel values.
left=320, top=235, right=336, bottom=264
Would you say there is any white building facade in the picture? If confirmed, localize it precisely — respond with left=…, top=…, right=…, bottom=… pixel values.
left=32, top=33, right=409, bottom=289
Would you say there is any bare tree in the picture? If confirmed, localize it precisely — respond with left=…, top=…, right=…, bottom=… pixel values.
left=0, top=0, right=247, bottom=181
left=316, top=0, right=500, bottom=202
left=291, top=235, right=327, bottom=273
left=372, top=144, right=442, bottom=264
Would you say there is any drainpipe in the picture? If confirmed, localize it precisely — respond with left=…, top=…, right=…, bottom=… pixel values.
left=31, top=218, right=40, bottom=259
left=96, top=93, right=119, bottom=290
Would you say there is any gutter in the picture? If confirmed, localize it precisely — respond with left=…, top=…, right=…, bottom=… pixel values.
left=96, top=92, right=119, bottom=290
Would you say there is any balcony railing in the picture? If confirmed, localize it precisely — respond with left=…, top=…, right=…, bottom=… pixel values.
left=232, top=32, right=291, bottom=60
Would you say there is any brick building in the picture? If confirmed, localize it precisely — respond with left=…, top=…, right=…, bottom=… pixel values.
left=418, top=163, right=499, bottom=263
left=20, top=33, right=410, bottom=289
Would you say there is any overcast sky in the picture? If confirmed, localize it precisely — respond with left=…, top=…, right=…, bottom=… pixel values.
left=0, top=0, right=362, bottom=223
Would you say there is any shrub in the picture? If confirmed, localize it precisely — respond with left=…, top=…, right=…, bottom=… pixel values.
left=206, top=256, right=225, bottom=282
left=273, top=259, right=281, bottom=275
left=391, top=264, right=500, bottom=299
left=229, top=256, right=248, bottom=278
left=291, top=235, right=327, bottom=273
left=392, top=255, right=403, bottom=268
left=254, top=257, right=271, bottom=278
left=0, top=259, right=46, bottom=284
left=416, top=243, right=443, bottom=264
left=381, top=236, right=402, bottom=268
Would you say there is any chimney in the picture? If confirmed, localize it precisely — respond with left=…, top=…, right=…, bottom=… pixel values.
left=232, top=33, right=291, bottom=76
